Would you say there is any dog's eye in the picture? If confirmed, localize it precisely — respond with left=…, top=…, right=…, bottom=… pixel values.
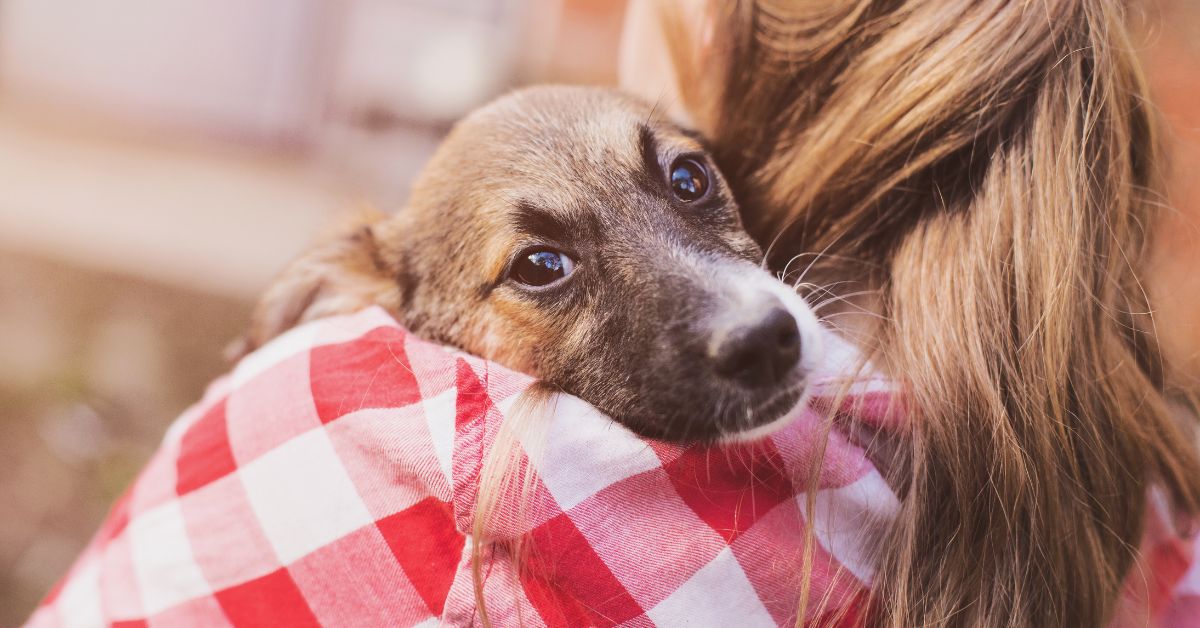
left=669, top=157, right=709, bottom=202
left=509, top=248, right=575, bottom=287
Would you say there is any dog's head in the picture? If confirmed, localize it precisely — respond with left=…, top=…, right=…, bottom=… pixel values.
left=242, top=86, right=823, bottom=442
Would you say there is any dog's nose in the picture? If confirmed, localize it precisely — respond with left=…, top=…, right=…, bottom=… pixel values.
left=710, top=304, right=801, bottom=387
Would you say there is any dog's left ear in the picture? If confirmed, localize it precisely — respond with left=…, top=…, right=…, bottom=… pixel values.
left=227, top=211, right=404, bottom=361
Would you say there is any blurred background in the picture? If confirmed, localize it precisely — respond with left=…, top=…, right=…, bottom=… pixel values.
left=0, top=0, right=626, bottom=622
left=0, top=1, right=1197, bottom=625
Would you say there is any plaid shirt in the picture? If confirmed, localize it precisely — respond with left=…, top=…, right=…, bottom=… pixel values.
left=26, top=307, right=1200, bottom=627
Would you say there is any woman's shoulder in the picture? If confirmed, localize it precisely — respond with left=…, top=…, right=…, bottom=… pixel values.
left=31, top=306, right=898, bottom=626
left=29, top=307, right=520, bottom=626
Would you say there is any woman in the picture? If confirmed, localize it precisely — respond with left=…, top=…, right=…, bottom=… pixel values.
left=31, top=1, right=1200, bottom=626
left=627, top=0, right=1200, bottom=624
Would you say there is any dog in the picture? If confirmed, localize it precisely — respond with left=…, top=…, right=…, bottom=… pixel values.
left=236, top=86, right=823, bottom=442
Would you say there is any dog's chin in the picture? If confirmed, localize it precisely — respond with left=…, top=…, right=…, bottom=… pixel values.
left=718, top=379, right=811, bottom=444
left=618, top=373, right=811, bottom=445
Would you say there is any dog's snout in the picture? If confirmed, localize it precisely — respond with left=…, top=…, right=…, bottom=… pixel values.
left=710, top=303, right=802, bottom=387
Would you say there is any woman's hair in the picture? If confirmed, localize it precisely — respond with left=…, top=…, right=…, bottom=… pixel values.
left=470, top=384, right=556, bottom=628
left=662, top=0, right=1200, bottom=625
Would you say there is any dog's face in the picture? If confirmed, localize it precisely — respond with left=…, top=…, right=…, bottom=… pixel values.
left=246, top=87, right=823, bottom=442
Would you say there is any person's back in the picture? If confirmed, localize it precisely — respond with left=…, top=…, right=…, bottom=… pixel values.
left=30, top=306, right=899, bottom=626
left=31, top=0, right=1200, bottom=625
left=626, top=0, right=1200, bottom=624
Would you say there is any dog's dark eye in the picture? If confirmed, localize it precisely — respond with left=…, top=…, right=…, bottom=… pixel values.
left=509, top=248, right=575, bottom=287
left=669, top=157, right=709, bottom=202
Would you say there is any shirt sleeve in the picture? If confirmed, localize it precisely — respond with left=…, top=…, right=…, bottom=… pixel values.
left=28, top=307, right=504, bottom=627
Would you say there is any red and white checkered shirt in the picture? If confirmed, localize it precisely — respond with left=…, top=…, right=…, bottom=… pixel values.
left=26, top=307, right=1200, bottom=627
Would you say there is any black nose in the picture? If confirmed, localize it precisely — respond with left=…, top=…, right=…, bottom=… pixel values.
left=711, top=306, right=802, bottom=387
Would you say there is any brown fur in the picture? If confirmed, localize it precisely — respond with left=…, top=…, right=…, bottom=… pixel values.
left=231, top=210, right=400, bottom=361
left=238, top=85, right=821, bottom=443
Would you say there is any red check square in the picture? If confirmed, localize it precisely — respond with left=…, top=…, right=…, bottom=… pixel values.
left=377, top=497, right=465, bottom=616
left=663, top=440, right=795, bottom=543
left=215, top=568, right=320, bottom=627
left=523, top=512, right=646, bottom=626
left=175, top=398, right=236, bottom=496
left=310, top=326, right=423, bottom=424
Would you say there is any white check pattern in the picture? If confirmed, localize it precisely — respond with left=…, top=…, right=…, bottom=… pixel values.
left=27, top=306, right=1198, bottom=627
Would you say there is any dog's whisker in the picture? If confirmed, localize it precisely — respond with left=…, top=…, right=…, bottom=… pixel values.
left=809, top=289, right=884, bottom=315
left=793, top=280, right=860, bottom=302
left=818, top=308, right=890, bottom=321
left=247, top=85, right=825, bottom=445
left=777, top=252, right=870, bottom=283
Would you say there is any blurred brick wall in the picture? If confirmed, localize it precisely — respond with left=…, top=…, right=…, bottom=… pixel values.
left=1142, top=0, right=1200, bottom=384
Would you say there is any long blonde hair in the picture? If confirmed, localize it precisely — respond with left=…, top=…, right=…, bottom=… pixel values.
left=663, top=0, right=1200, bottom=625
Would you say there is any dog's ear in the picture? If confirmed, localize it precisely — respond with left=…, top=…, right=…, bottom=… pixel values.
left=228, top=210, right=404, bottom=361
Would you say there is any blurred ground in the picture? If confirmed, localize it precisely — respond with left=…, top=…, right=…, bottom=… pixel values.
left=0, top=253, right=250, bottom=625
